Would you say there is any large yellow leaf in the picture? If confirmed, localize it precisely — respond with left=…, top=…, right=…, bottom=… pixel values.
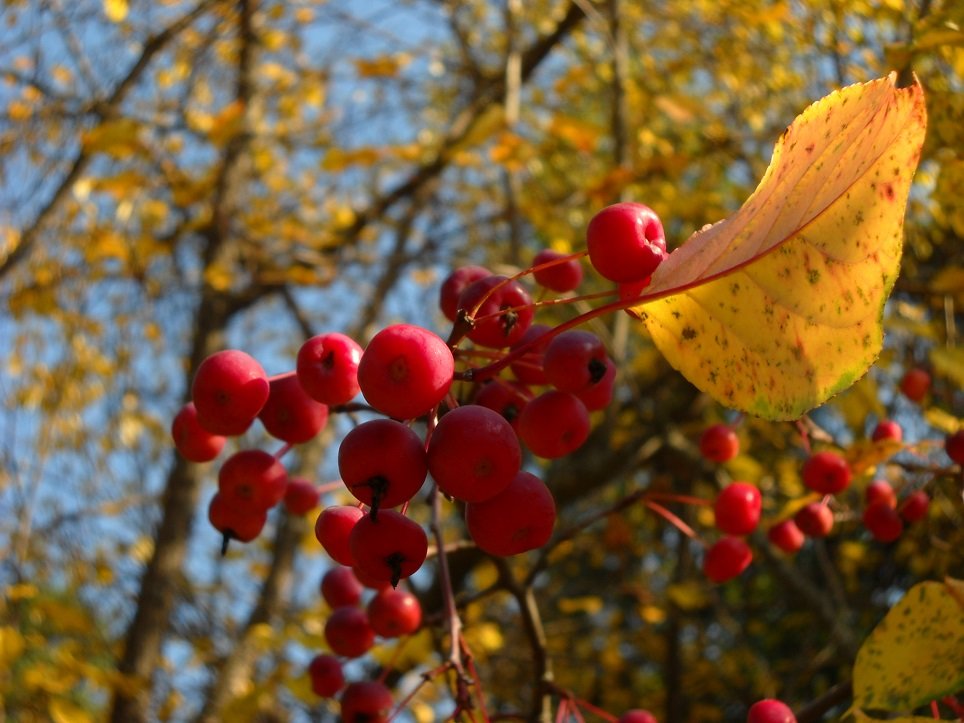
left=852, top=578, right=964, bottom=712
left=630, top=74, right=927, bottom=420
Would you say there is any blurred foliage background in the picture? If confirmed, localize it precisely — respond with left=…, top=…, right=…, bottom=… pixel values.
left=0, top=0, right=961, bottom=721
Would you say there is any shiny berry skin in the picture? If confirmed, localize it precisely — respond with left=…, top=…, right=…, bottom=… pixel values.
left=338, top=419, right=428, bottom=511
left=509, top=324, right=551, bottom=385
left=794, top=502, right=833, bottom=538
left=208, top=492, right=267, bottom=544
left=324, top=606, right=375, bottom=658
left=191, top=349, right=270, bottom=435
left=284, top=478, right=320, bottom=515
left=321, top=565, right=364, bottom=609
left=617, top=276, right=654, bottom=301
left=366, top=588, right=422, bottom=638
left=863, top=501, right=903, bottom=542
left=714, top=482, right=762, bottom=536
left=871, top=419, right=902, bottom=443
left=899, top=367, right=930, bottom=402
left=340, top=681, right=393, bottom=723
left=296, top=332, right=363, bottom=406
left=702, top=536, right=753, bottom=583
left=218, top=449, right=288, bottom=511
left=171, top=402, right=226, bottom=462
left=439, top=265, right=491, bottom=322
left=357, top=324, right=454, bottom=420
left=517, top=390, right=590, bottom=459
left=801, top=451, right=851, bottom=495
left=586, top=202, right=667, bottom=283
left=865, top=479, right=896, bottom=509
left=307, top=654, right=344, bottom=698
left=532, top=249, right=583, bottom=292
left=543, top=330, right=608, bottom=393
left=618, top=711, right=658, bottom=723
left=946, top=430, right=964, bottom=465
left=349, top=510, right=428, bottom=587
left=747, top=699, right=797, bottom=723
left=575, top=356, right=617, bottom=412
left=427, top=405, right=521, bottom=503
left=258, top=374, right=329, bottom=444
left=352, top=564, right=392, bottom=591
left=458, top=275, right=534, bottom=348
left=767, top=519, right=805, bottom=554
left=315, top=505, right=365, bottom=566
left=474, top=380, right=531, bottom=430
left=465, top=471, right=556, bottom=556
left=699, top=424, right=740, bottom=463
left=899, top=490, right=929, bottom=523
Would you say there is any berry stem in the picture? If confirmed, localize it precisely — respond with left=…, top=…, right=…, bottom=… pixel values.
left=273, top=442, right=293, bottom=460
left=644, top=500, right=704, bottom=545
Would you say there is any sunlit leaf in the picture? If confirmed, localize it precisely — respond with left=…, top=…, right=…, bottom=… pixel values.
left=852, top=578, right=964, bottom=711
left=631, top=74, right=927, bottom=420
left=103, top=0, right=128, bottom=23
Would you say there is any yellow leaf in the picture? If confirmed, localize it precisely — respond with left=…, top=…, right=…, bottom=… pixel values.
left=930, top=346, right=964, bottom=390
left=667, top=581, right=711, bottom=611
left=557, top=595, right=604, bottom=615
left=852, top=578, right=964, bottom=711
left=0, top=626, right=25, bottom=666
left=103, top=0, right=128, bottom=22
left=354, top=54, right=409, bottom=78
left=50, top=699, right=94, bottom=723
left=631, top=75, right=927, bottom=420
left=82, top=118, right=142, bottom=158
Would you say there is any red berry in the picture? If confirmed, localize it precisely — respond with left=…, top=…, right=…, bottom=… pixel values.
left=899, top=490, right=929, bottom=523
left=863, top=501, right=903, bottom=542
left=767, top=519, right=805, bottom=554
left=284, top=478, right=320, bottom=515
left=428, top=405, right=521, bottom=503
left=473, top=380, right=531, bottom=430
left=801, top=451, right=851, bottom=495
left=575, top=356, right=617, bottom=412
left=509, top=324, right=551, bottom=385
left=321, top=565, right=364, bottom=609
left=517, top=390, right=590, bottom=459
left=617, top=276, right=654, bottom=301
left=714, top=482, right=762, bottom=536
left=296, top=333, right=363, bottom=406
left=543, top=330, right=608, bottom=393
left=618, top=711, right=658, bottom=723
left=871, top=419, right=902, bottom=443
left=357, top=324, right=454, bottom=420
left=307, top=654, right=344, bottom=698
left=794, top=502, right=833, bottom=538
left=191, top=350, right=270, bottom=435
left=865, top=479, right=896, bottom=509
left=352, top=564, right=392, bottom=591
left=703, top=536, right=753, bottom=583
left=207, top=492, right=267, bottom=545
left=218, top=449, right=288, bottom=510
left=899, top=367, right=930, bottom=402
left=366, top=587, right=422, bottom=638
left=350, top=510, right=428, bottom=587
left=465, top=471, right=556, bottom=556
left=258, top=374, right=329, bottom=444
left=324, top=606, right=375, bottom=658
left=586, top=202, right=667, bottom=283
left=338, top=419, right=428, bottom=512
left=458, top=275, right=534, bottom=348
left=439, top=265, right=491, bottom=322
left=946, top=430, right=964, bottom=465
left=699, top=424, right=740, bottom=463
left=747, top=698, right=797, bottom=723
left=532, top=249, right=583, bottom=292
left=315, top=505, right=365, bottom=566
left=171, top=402, right=226, bottom=462
left=340, top=681, right=393, bottom=723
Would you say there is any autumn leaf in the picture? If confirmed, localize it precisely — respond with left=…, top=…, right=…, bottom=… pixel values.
left=630, top=74, right=927, bottom=420
left=852, top=578, right=964, bottom=713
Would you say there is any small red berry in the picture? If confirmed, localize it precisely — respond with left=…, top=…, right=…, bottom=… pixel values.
left=543, top=330, right=608, bottom=393
left=899, top=490, right=929, bottom=523
left=284, top=478, right=320, bottom=516
left=307, top=654, right=344, bottom=698
left=865, top=480, right=896, bottom=509
left=171, top=402, right=226, bottom=462
left=946, top=430, right=964, bottom=465
left=747, top=698, right=796, bottom=723
left=439, top=265, right=491, bottom=321
left=532, top=249, right=583, bottom=292
left=258, top=374, right=329, bottom=444
left=862, top=501, right=903, bottom=542
left=794, top=502, right=833, bottom=538
left=366, top=588, right=422, bottom=638
left=218, top=449, right=288, bottom=511
left=458, top=275, right=534, bottom=348
left=315, top=505, right=365, bottom=566
left=586, top=202, right=667, bottom=283
left=703, top=536, right=753, bottom=583
left=801, top=451, right=851, bottom=495
left=699, top=424, right=740, bottom=463
left=208, top=492, right=267, bottom=545
left=296, top=332, right=363, bottom=406
left=618, top=711, right=658, bottom=723
left=517, top=390, right=590, bottom=459
left=324, top=606, right=375, bottom=658
left=321, top=566, right=364, bottom=609
left=338, top=419, right=428, bottom=511
left=465, top=471, right=556, bottom=556
left=767, top=519, right=805, bottom=554
left=340, top=681, right=393, bottom=723
left=509, top=324, right=551, bottom=385
left=191, top=350, right=270, bottom=435
left=473, top=380, right=531, bottom=430
left=714, top=482, right=762, bottom=536
left=899, top=367, right=930, bottom=402
left=349, top=510, right=428, bottom=587
left=871, top=419, right=902, bottom=443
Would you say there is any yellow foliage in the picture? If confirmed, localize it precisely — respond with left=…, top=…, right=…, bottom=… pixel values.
left=355, top=54, right=410, bottom=78
left=0, top=626, right=26, bottom=666
left=81, top=118, right=142, bottom=159
left=102, top=0, right=128, bottom=23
